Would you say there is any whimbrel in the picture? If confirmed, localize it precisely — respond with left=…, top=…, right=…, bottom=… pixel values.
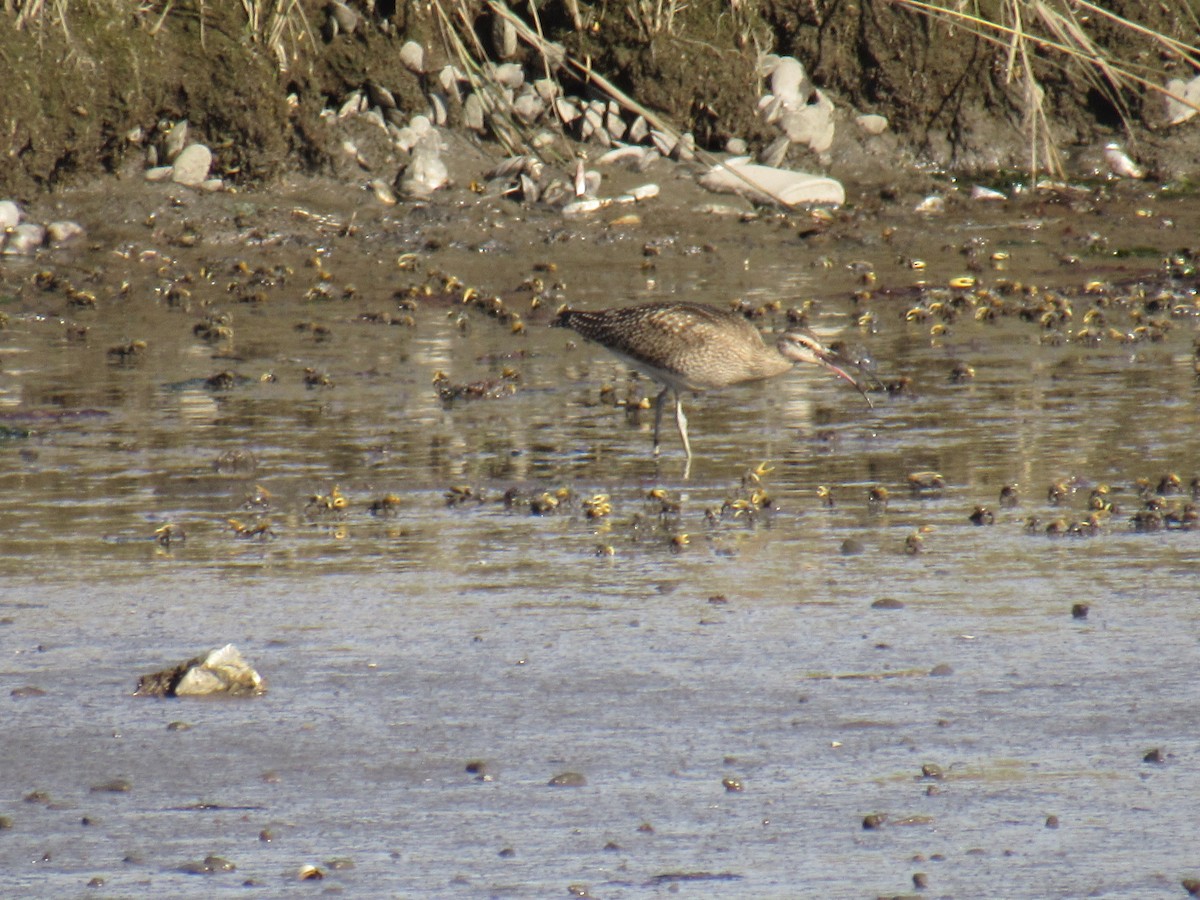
left=554, top=302, right=869, bottom=468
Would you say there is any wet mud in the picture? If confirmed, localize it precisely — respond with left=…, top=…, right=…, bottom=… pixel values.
left=1, top=171, right=1199, bottom=896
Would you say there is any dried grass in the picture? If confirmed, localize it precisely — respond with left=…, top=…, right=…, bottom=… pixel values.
left=890, top=0, right=1200, bottom=178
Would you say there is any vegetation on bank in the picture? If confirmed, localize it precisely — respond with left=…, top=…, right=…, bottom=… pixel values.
left=0, top=0, right=1197, bottom=197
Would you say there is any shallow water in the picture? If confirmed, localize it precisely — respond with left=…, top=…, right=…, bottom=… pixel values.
left=2, top=172, right=1199, bottom=897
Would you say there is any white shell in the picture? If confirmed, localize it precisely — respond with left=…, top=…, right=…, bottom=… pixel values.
left=698, top=157, right=845, bottom=208
left=399, top=41, right=425, bottom=74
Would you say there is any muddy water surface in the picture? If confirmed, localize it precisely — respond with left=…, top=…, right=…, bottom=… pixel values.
left=2, top=172, right=1200, bottom=897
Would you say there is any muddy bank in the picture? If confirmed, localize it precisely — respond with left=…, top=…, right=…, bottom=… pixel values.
left=3, top=1, right=1200, bottom=200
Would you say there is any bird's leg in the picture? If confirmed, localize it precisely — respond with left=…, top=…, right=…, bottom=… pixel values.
left=674, top=391, right=692, bottom=460
left=653, top=386, right=669, bottom=457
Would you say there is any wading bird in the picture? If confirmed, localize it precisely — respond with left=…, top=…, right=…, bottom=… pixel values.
left=554, top=302, right=870, bottom=473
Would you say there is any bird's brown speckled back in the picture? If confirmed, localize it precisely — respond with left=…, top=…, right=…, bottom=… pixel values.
left=554, top=302, right=792, bottom=392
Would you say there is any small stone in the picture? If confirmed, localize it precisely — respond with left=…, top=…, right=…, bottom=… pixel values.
left=166, top=721, right=192, bottom=732
left=722, top=777, right=743, bottom=793
left=725, top=137, right=748, bottom=155
left=1071, top=603, right=1089, bottom=620
left=548, top=772, right=587, bottom=787
left=912, top=872, right=929, bottom=889
left=3, top=223, right=45, bottom=255
left=23, top=791, right=51, bottom=805
left=46, top=221, right=84, bottom=243
left=87, top=876, right=105, bottom=888
left=840, top=538, right=864, bottom=555
left=1183, top=878, right=1200, bottom=897
left=144, top=166, right=174, bottom=182
left=90, top=779, right=132, bottom=793
left=259, top=829, right=273, bottom=842
left=929, top=663, right=954, bottom=677
left=0, top=815, right=13, bottom=829
left=399, top=41, right=425, bottom=74
left=11, top=685, right=46, bottom=698
left=871, top=597, right=904, bottom=610
left=164, top=120, right=188, bottom=162
left=1045, top=815, right=1059, bottom=829
left=920, top=763, right=943, bottom=780
left=856, top=113, right=889, bottom=135
left=862, top=813, right=887, bottom=829
left=637, top=822, right=654, bottom=833
left=1143, top=747, right=1165, bottom=764
left=298, top=864, right=324, bottom=880
left=498, top=847, right=515, bottom=858
left=0, top=199, right=20, bottom=229
left=171, top=144, right=213, bottom=186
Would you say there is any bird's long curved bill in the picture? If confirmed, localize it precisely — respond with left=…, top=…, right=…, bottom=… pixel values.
left=816, top=355, right=874, bottom=409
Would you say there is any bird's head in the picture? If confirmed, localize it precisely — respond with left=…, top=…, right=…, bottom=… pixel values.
left=777, top=330, right=874, bottom=408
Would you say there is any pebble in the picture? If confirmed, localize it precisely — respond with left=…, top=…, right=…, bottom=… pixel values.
left=90, top=778, right=132, bottom=793
left=547, top=772, right=587, bottom=787
left=172, top=144, right=213, bottom=186
left=855, top=113, right=888, bottom=135
left=144, top=166, right=174, bottom=182
left=871, top=597, right=904, bottom=610
left=399, top=40, right=424, bottom=74
left=11, top=685, right=46, bottom=698
left=164, top=120, right=188, bottom=162
left=4, top=223, right=45, bottom=255
left=46, top=221, right=84, bottom=243
left=0, top=199, right=20, bottom=229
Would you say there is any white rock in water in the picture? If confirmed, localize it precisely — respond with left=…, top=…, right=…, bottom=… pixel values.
left=491, top=10, right=518, bottom=59
left=164, top=119, right=188, bottom=162
left=725, top=137, right=748, bottom=155
left=172, top=144, right=212, bottom=186
left=628, top=183, right=659, bottom=201
left=399, top=40, right=425, bottom=74
left=145, top=166, right=174, bottom=182
left=915, top=194, right=945, bottom=214
left=855, top=114, right=888, bottom=136
left=533, top=78, right=559, bottom=103
left=174, top=644, right=265, bottom=697
left=672, top=132, right=696, bottom=162
left=47, top=221, right=85, bottom=243
left=1165, top=75, right=1200, bottom=125
left=759, top=135, right=790, bottom=168
left=1103, top=142, right=1144, bottom=179
left=562, top=197, right=608, bottom=215
left=199, top=178, right=225, bottom=193
left=698, top=157, right=845, bottom=208
left=970, top=185, right=1007, bottom=202
left=0, top=199, right=20, bottom=229
left=2, top=223, right=45, bottom=255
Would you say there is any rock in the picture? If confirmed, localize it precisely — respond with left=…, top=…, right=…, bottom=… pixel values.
left=3, top=223, right=46, bottom=255
left=46, top=221, right=85, bottom=243
left=135, top=644, right=265, bottom=697
left=491, top=10, right=518, bottom=59
left=171, top=144, right=213, bottom=186
left=512, top=91, right=544, bottom=125
left=0, top=199, right=21, bottom=229
left=1103, top=142, right=1144, bottom=179
left=1165, top=75, right=1200, bottom=125
left=548, top=772, right=587, bottom=787
left=494, top=62, right=524, bottom=89
left=164, top=120, right=188, bottom=162
left=971, top=185, right=1007, bottom=202
left=769, top=56, right=814, bottom=106
left=699, top=157, right=845, bottom=207
left=780, top=90, right=835, bottom=153
left=327, top=1, right=360, bottom=35
left=725, top=136, right=748, bottom=155
left=399, top=132, right=448, bottom=198
left=463, top=94, right=486, bottom=132
left=855, top=113, right=888, bottom=135
left=399, top=41, right=424, bottom=74
left=144, top=165, right=174, bottom=182
left=428, top=92, right=449, bottom=127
